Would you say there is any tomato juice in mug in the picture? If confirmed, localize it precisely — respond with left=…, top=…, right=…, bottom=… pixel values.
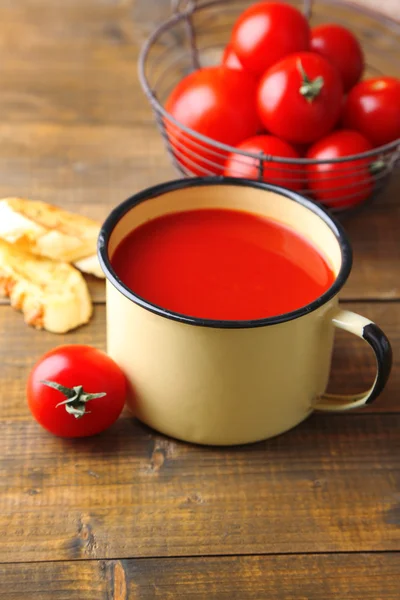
left=111, top=207, right=336, bottom=321
left=98, top=178, right=392, bottom=446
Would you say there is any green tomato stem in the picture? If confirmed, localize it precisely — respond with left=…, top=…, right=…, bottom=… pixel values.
left=41, top=380, right=106, bottom=419
left=369, top=159, right=386, bottom=174
left=298, top=59, right=324, bottom=103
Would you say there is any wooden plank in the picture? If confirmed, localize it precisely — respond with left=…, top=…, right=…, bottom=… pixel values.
left=83, top=276, right=105, bottom=305
left=0, top=411, right=399, bottom=563
left=0, top=123, right=173, bottom=214
left=0, top=0, right=132, bottom=51
left=378, top=171, right=400, bottom=206
left=0, top=301, right=398, bottom=420
left=0, top=47, right=155, bottom=127
left=342, top=206, right=400, bottom=299
left=1, top=554, right=400, bottom=599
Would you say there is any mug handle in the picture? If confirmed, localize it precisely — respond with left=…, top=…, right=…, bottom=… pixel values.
left=315, top=309, right=392, bottom=411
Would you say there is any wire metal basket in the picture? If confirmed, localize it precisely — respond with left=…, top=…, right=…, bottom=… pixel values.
left=138, top=0, right=400, bottom=213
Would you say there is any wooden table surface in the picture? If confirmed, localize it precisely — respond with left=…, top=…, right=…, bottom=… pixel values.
left=0, top=1, right=399, bottom=598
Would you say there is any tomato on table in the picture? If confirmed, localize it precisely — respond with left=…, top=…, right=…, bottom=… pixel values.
left=224, top=135, right=303, bottom=191
left=165, top=66, right=260, bottom=176
left=27, top=345, right=127, bottom=437
left=306, top=129, right=374, bottom=209
left=257, top=52, right=343, bottom=145
left=231, top=1, right=310, bottom=78
left=310, top=23, right=364, bottom=92
left=343, top=76, right=400, bottom=147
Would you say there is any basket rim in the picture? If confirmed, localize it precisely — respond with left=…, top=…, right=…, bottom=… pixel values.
left=138, top=0, right=400, bottom=165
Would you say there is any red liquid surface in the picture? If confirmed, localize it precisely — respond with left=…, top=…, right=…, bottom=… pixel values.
left=111, top=208, right=335, bottom=321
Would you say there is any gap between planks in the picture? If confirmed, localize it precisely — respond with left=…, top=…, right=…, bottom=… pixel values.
left=1, top=548, right=400, bottom=567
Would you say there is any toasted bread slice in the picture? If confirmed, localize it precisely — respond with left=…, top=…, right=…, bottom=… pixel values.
left=0, top=239, right=93, bottom=333
left=0, top=197, right=105, bottom=278
left=74, top=254, right=104, bottom=279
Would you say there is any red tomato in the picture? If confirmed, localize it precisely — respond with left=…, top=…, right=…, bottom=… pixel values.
left=231, top=2, right=310, bottom=78
left=306, top=129, right=374, bottom=208
left=257, top=52, right=343, bottom=144
left=222, top=43, right=244, bottom=71
left=343, top=76, right=400, bottom=147
left=224, top=135, right=303, bottom=191
left=310, top=24, right=364, bottom=92
left=165, top=66, right=260, bottom=176
left=27, top=345, right=127, bottom=438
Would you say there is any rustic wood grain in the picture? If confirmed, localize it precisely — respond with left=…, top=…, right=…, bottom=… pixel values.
left=0, top=411, right=399, bottom=563
left=1, top=553, right=400, bottom=599
left=0, top=123, right=173, bottom=213
left=342, top=206, right=400, bottom=299
left=0, top=0, right=399, bottom=587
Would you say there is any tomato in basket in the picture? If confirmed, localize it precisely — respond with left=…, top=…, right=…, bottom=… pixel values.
left=306, top=129, right=374, bottom=209
left=343, top=76, right=400, bottom=147
left=224, top=134, right=304, bottom=191
left=165, top=66, right=260, bottom=176
left=258, top=52, right=343, bottom=145
left=231, top=2, right=310, bottom=78
left=310, top=24, right=364, bottom=92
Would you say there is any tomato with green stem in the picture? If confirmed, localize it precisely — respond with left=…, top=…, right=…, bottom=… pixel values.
left=257, top=52, right=343, bottom=145
left=27, top=345, right=127, bottom=437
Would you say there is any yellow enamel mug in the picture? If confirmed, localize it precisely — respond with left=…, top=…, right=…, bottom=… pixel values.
left=98, top=178, right=392, bottom=446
